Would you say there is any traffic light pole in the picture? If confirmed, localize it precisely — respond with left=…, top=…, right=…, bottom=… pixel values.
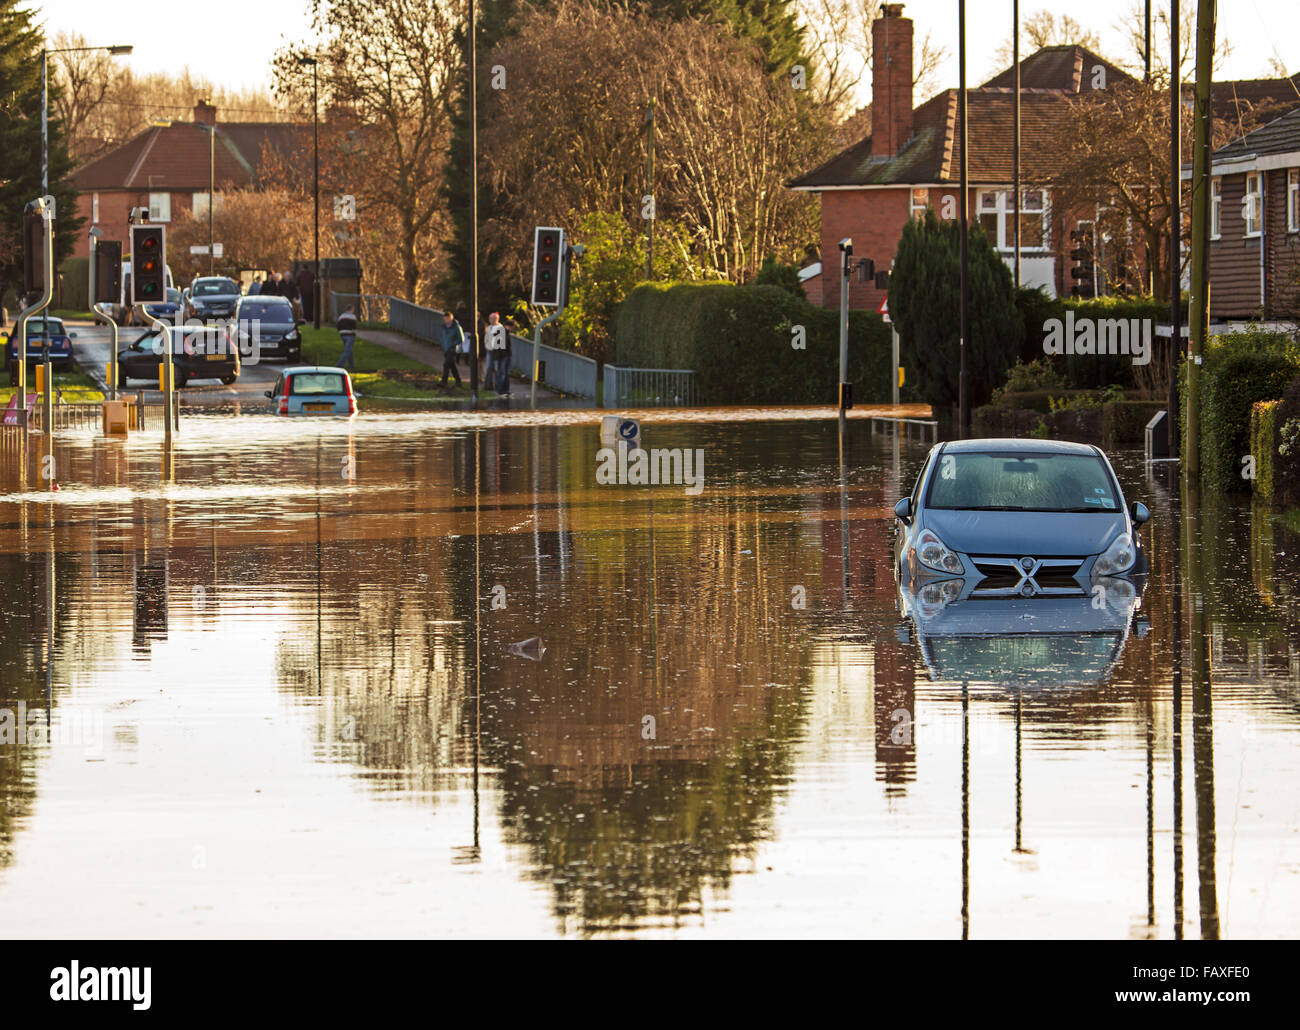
left=88, top=237, right=120, bottom=402
left=15, top=197, right=55, bottom=424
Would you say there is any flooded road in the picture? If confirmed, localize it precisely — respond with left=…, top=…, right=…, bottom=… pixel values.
left=0, top=411, right=1297, bottom=938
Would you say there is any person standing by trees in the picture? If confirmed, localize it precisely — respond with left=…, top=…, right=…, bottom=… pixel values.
left=484, top=311, right=509, bottom=396
left=438, top=309, right=464, bottom=388
left=336, top=303, right=357, bottom=371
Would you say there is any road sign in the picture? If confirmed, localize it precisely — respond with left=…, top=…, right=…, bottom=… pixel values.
left=190, top=243, right=224, bottom=256
left=878, top=295, right=890, bottom=323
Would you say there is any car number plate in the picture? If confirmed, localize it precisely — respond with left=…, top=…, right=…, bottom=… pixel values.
left=205, top=353, right=225, bottom=361
left=304, top=403, right=333, bottom=412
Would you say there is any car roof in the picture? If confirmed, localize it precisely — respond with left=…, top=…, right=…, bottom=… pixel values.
left=940, top=438, right=1101, bottom=456
left=283, top=366, right=349, bottom=375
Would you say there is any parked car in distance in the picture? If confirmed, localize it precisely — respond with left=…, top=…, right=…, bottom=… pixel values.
left=144, top=286, right=183, bottom=322
left=266, top=366, right=356, bottom=416
left=233, top=296, right=303, bottom=364
left=185, top=277, right=242, bottom=322
left=116, top=324, right=239, bottom=388
left=893, top=438, right=1150, bottom=595
left=4, top=315, right=77, bottom=384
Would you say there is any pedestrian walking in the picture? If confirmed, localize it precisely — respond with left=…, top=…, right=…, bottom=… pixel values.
left=264, top=272, right=282, bottom=297
left=282, top=271, right=301, bottom=319
left=336, top=304, right=357, bottom=371
left=296, top=265, right=316, bottom=322
left=484, top=312, right=510, bottom=396
left=248, top=276, right=262, bottom=296
left=438, top=310, right=464, bottom=388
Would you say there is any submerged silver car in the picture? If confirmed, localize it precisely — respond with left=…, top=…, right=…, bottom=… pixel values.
left=892, top=438, right=1151, bottom=598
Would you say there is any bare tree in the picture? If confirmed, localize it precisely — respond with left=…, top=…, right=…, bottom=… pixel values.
left=800, top=0, right=947, bottom=118
left=990, top=10, right=1105, bottom=75
left=1113, top=0, right=1232, bottom=85
left=273, top=0, right=462, bottom=303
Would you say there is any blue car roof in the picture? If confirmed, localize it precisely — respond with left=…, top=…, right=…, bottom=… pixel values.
left=940, top=437, right=1101, bottom=456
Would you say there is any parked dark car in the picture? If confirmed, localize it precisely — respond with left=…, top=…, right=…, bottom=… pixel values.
left=232, top=295, right=303, bottom=364
left=116, top=324, right=239, bottom=388
left=4, top=315, right=76, bottom=384
left=145, top=286, right=184, bottom=322
left=185, top=277, right=242, bottom=322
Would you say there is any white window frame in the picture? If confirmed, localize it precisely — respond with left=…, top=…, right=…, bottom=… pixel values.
left=1243, top=173, right=1262, bottom=237
left=1210, top=177, right=1221, bottom=239
left=910, top=188, right=928, bottom=220
left=975, top=187, right=1049, bottom=252
left=1288, top=169, right=1298, bottom=233
left=91, top=192, right=100, bottom=224
left=148, top=192, right=172, bottom=223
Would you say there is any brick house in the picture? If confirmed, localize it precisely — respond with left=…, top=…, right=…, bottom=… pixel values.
left=1203, top=105, right=1300, bottom=319
left=791, top=4, right=1299, bottom=315
left=71, top=100, right=304, bottom=260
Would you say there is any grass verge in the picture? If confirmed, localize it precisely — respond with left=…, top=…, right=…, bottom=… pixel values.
left=299, top=326, right=474, bottom=403
left=0, top=366, right=105, bottom=403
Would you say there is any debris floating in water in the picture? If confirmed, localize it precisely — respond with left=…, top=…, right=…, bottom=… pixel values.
left=506, top=637, right=547, bottom=662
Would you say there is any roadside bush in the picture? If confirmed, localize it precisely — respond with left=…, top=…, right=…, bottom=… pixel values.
left=1193, top=331, right=1300, bottom=493
left=57, top=257, right=89, bottom=311
left=611, top=281, right=898, bottom=404
left=1275, top=374, right=1300, bottom=508
left=754, top=255, right=805, bottom=299
left=1250, top=400, right=1281, bottom=500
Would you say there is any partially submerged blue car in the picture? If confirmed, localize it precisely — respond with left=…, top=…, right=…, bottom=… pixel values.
left=893, top=438, right=1150, bottom=595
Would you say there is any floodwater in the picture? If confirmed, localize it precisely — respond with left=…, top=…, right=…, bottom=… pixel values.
left=0, top=410, right=1297, bottom=939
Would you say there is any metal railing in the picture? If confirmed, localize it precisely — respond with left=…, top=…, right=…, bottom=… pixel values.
left=603, top=365, right=697, bottom=408
left=329, top=293, right=392, bottom=325
left=507, top=333, right=598, bottom=398
left=31, top=402, right=101, bottom=433
left=869, top=416, right=939, bottom=443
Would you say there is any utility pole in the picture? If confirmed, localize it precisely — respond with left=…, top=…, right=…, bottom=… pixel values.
left=1187, top=0, right=1216, bottom=483
left=1168, top=0, right=1182, bottom=460
left=958, top=0, right=970, bottom=438
left=208, top=119, right=214, bottom=274
left=469, top=0, right=480, bottom=403
left=837, top=238, right=851, bottom=411
left=1013, top=0, right=1021, bottom=289
left=646, top=98, right=655, bottom=281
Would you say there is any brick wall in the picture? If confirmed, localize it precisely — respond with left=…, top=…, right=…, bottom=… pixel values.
left=73, top=189, right=197, bottom=259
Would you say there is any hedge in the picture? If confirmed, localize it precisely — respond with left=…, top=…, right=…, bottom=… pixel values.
left=610, top=281, right=901, bottom=405
left=973, top=398, right=1160, bottom=448
left=57, top=257, right=89, bottom=312
left=1014, top=291, right=1188, bottom=390
left=1250, top=400, right=1280, bottom=500
left=1102, top=399, right=1166, bottom=447
left=1191, top=332, right=1300, bottom=493
left=1275, top=374, right=1300, bottom=508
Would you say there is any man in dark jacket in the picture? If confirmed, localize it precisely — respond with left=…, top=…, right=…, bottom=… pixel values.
left=336, top=305, right=357, bottom=371
left=296, top=265, right=316, bottom=322
left=438, top=310, right=464, bottom=388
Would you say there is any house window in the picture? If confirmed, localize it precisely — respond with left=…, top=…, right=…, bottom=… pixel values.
left=1289, top=169, right=1298, bottom=233
left=148, top=192, right=171, bottom=222
left=910, top=188, right=928, bottom=220
left=1243, top=173, right=1262, bottom=237
left=92, top=192, right=100, bottom=223
left=1210, top=177, right=1221, bottom=239
left=192, top=192, right=221, bottom=220
left=975, top=188, right=1049, bottom=251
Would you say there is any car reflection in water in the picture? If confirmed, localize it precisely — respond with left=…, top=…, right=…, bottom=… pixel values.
left=898, top=573, right=1149, bottom=687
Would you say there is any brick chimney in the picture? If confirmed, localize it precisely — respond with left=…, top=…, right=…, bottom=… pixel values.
left=193, top=98, right=216, bottom=125
left=872, top=4, right=914, bottom=159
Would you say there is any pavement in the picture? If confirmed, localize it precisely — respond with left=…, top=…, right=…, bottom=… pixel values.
left=66, top=321, right=557, bottom=405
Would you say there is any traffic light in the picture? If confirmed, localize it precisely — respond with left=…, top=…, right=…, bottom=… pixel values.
left=94, top=240, right=123, bottom=304
left=532, top=226, right=564, bottom=307
left=23, top=202, right=48, bottom=297
left=1069, top=228, right=1096, bottom=299
left=131, top=224, right=166, bottom=304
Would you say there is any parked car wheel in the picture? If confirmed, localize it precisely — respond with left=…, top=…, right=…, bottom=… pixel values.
left=219, top=374, right=237, bottom=385
left=176, top=372, right=190, bottom=388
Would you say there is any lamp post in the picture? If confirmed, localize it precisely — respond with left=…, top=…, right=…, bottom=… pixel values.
left=196, top=121, right=216, bottom=274
left=42, top=43, right=132, bottom=194
left=298, top=56, right=320, bottom=329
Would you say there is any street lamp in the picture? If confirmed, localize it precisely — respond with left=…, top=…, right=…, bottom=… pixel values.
left=298, top=55, right=320, bottom=329
left=42, top=43, right=133, bottom=194
left=195, top=121, right=216, bottom=274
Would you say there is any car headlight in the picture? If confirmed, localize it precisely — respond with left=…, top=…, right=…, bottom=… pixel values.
left=913, top=528, right=965, bottom=575
left=1093, top=533, right=1136, bottom=575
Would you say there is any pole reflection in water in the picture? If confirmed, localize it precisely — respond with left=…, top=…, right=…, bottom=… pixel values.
left=1172, top=465, right=1185, bottom=940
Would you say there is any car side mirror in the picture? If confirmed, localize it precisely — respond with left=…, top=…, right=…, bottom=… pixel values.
left=68, top=331, right=78, bottom=339
left=894, top=497, right=912, bottom=521
left=1130, top=501, right=1151, bottom=526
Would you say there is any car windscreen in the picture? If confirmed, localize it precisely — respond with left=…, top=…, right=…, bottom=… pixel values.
left=24, top=319, right=65, bottom=337
left=239, top=302, right=293, bottom=321
left=289, top=373, right=345, bottom=395
left=193, top=279, right=238, bottom=296
left=925, top=451, right=1119, bottom=512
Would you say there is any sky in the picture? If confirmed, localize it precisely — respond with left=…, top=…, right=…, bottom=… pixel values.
left=37, top=0, right=1300, bottom=97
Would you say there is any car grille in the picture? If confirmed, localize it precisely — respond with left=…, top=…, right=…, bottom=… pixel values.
left=970, top=555, right=1087, bottom=597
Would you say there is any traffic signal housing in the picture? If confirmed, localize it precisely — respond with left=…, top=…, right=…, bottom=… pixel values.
left=1069, top=228, right=1096, bottom=299
left=532, top=226, right=564, bottom=307
left=131, top=224, right=166, bottom=305
left=94, top=240, right=122, bottom=304
left=23, top=202, right=48, bottom=297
